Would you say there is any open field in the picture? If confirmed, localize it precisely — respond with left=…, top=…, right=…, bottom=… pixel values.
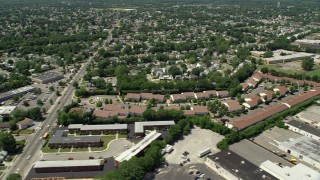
left=258, top=62, right=320, bottom=76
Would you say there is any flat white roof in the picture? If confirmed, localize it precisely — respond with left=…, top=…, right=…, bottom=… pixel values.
left=0, top=106, right=16, bottom=115
left=68, top=124, right=83, bottom=129
left=265, top=53, right=314, bottom=62
left=134, top=121, right=175, bottom=133
left=68, top=124, right=128, bottom=131
left=10, top=86, right=35, bottom=94
left=115, top=131, right=161, bottom=163
left=260, top=160, right=320, bottom=180
left=34, top=159, right=103, bottom=168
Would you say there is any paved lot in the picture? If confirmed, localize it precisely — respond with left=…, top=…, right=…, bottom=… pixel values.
left=165, top=127, right=223, bottom=165
left=297, top=106, right=320, bottom=126
left=154, top=163, right=225, bottom=180
left=230, top=139, right=293, bottom=167
left=42, top=139, right=133, bottom=161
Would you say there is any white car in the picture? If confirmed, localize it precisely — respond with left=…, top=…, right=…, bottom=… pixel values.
left=27, top=155, right=31, bottom=160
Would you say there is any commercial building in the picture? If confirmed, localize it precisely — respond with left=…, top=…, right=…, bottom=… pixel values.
left=48, top=130, right=102, bottom=149
left=0, top=106, right=16, bottom=116
left=134, top=121, right=175, bottom=136
left=68, top=124, right=128, bottom=135
left=31, top=71, right=64, bottom=84
left=0, top=86, right=35, bottom=102
left=278, top=136, right=320, bottom=169
left=260, top=160, right=320, bottom=180
left=264, top=52, right=315, bottom=64
left=16, top=118, right=33, bottom=130
left=33, top=159, right=104, bottom=173
left=285, top=120, right=320, bottom=141
left=295, top=39, right=320, bottom=49
left=115, top=131, right=161, bottom=166
left=205, top=150, right=276, bottom=180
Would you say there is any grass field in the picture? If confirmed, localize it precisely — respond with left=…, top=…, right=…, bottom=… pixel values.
left=12, top=129, right=34, bottom=134
left=118, top=134, right=127, bottom=139
left=257, top=64, right=320, bottom=76
left=41, top=144, right=59, bottom=153
left=91, top=135, right=116, bottom=151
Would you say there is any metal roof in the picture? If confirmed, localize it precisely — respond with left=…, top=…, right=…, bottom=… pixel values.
left=34, top=159, right=103, bottom=168
left=68, top=124, right=128, bottom=131
left=134, top=121, right=175, bottom=133
left=115, top=131, right=161, bottom=163
left=0, top=106, right=16, bottom=115
left=286, top=120, right=320, bottom=138
left=260, top=160, right=320, bottom=180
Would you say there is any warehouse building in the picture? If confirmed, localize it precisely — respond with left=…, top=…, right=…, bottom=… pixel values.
left=205, top=150, right=276, bottom=180
left=32, top=71, right=64, bottom=84
left=134, top=121, right=175, bottom=136
left=33, top=159, right=104, bottom=173
left=115, top=131, right=161, bottom=167
left=0, top=86, right=35, bottom=102
left=260, top=160, right=320, bottom=180
left=278, top=136, right=320, bottom=169
left=264, top=52, right=315, bottom=64
left=48, top=130, right=102, bottom=149
left=68, top=124, right=128, bottom=135
left=285, top=120, right=320, bottom=141
left=0, top=106, right=16, bottom=116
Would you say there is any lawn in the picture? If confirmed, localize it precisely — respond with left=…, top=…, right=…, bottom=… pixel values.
left=91, top=135, right=116, bottom=151
left=257, top=64, right=320, bottom=76
left=59, top=148, right=72, bottom=153
left=41, top=142, right=59, bottom=153
left=72, top=147, right=89, bottom=152
left=118, top=134, right=127, bottom=139
left=12, top=129, right=34, bottom=134
left=0, top=166, right=6, bottom=170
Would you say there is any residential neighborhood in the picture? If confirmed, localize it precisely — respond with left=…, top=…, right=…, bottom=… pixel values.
left=0, top=0, right=320, bottom=180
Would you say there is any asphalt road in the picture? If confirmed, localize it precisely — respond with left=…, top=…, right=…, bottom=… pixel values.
left=3, top=23, right=117, bottom=180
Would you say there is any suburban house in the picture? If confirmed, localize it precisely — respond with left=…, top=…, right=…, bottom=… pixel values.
left=16, top=118, right=33, bottom=130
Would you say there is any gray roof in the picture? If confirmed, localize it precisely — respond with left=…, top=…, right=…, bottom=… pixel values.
left=279, top=136, right=320, bottom=164
left=32, top=71, right=63, bottom=81
left=265, top=53, right=314, bottom=62
left=134, top=121, right=175, bottom=133
left=207, top=150, right=277, bottom=180
left=0, top=86, right=35, bottom=100
left=68, top=124, right=128, bottom=131
left=286, top=120, right=320, bottom=138
left=49, top=130, right=101, bottom=144
left=34, top=159, right=103, bottom=168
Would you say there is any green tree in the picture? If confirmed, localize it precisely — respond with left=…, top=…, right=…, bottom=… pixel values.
left=0, top=132, right=16, bottom=153
left=6, top=173, right=22, bottom=180
left=263, top=50, right=273, bottom=58
left=96, top=101, right=103, bottom=107
left=302, top=57, right=314, bottom=71
left=37, top=99, right=43, bottom=106
left=23, top=100, right=29, bottom=106
left=72, top=81, right=79, bottom=88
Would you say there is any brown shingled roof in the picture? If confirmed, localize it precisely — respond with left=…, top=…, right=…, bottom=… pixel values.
left=223, top=100, right=242, bottom=112
left=230, top=104, right=289, bottom=130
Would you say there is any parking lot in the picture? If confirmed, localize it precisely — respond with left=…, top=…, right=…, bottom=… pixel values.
left=165, top=127, right=223, bottom=165
left=154, top=163, right=225, bottom=180
left=297, top=106, right=320, bottom=126
left=1, top=81, right=64, bottom=113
